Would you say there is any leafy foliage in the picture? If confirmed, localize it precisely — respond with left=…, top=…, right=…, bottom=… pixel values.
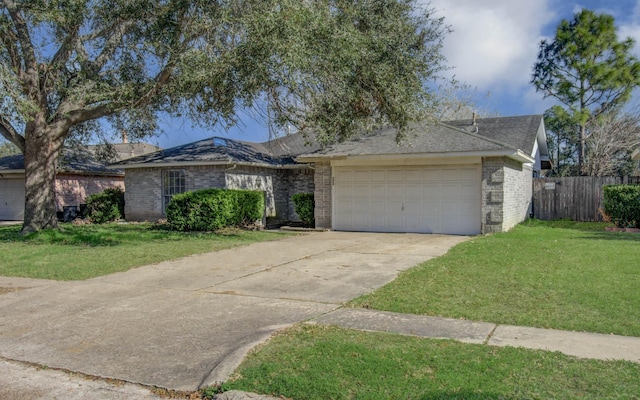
left=167, top=188, right=264, bottom=232
left=292, top=192, right=315, bottom=227
left=1, top=0, right=449, bottom=233
left=531, top=9, right=640, bottom=175
left=0, top=139, right=19, bottom=156
left=85, top=188, right=125, bottom=224
left=603, top=185, right=640, bottom=228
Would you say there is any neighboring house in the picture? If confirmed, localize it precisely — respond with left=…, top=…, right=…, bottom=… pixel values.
left=114, top=115, right=550, bottom=235
left=0, top=143, right=159, bottom=221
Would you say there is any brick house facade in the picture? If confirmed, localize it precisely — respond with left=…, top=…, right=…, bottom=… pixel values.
left=123, top=164, right=313, bottom=223
left=114, top=115, right=549, bottom=235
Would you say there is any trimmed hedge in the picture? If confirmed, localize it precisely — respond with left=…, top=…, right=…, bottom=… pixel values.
left=292, top=192, right=315, bottom=227
left=85, top=187, right=125, bottom=224
left=166, top=188, right=264, bottom=231
left=603, top=185, right=640, bottom=228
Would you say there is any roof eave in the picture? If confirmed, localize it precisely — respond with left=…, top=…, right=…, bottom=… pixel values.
left=298, top=149, right=534, bottom=164
left=58, top=169, right=124, bottom=177
left=108, top=160, right=311, bottom=170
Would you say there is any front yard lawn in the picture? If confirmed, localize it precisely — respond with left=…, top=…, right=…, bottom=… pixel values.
left=217, top=324, right=640, bottom=399
left=0, top=223, right=292, bottom=280
left=215, top=221, right=640, bottom=399
left=350, top=220, right=640, bottom=337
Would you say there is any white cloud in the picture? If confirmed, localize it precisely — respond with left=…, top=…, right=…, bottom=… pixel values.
left=619, top=24, right=640, bottom=58
left=426, top=0, right=553, bottom=90
left=618, top=0, right=640, bottom=58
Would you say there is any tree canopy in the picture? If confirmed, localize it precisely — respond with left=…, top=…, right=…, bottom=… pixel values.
left=531, top=9, right=640, bottom=175
left=0, top=0, right=448, bottom=233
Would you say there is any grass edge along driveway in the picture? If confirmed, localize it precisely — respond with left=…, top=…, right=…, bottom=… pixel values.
left=350, top=220, right=640, bottom=337
left=0, top=223, right=295, bottom=281
left=217, top=221, right=640, bottom=399
left=216, top=324, right=640, bottom=400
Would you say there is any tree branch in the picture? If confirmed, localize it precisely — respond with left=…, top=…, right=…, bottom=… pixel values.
left=90, top=19, right=136, bottom=72
left=4, top=1, right=37, bottom=79
left=0, top=17, right=22, bottom=73
left=50, top=24, right=81, bottom=70
left=0, top=115, right=25, bottom=152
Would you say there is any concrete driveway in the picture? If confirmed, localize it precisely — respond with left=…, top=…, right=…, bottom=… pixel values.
left=0, top=231, right=467, bottom=391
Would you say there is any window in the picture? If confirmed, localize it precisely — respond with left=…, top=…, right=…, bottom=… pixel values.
left=163, top=170, right=186, bottom=211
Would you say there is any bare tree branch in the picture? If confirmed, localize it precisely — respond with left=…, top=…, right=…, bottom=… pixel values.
left=583, top=110, right=640, bottom=176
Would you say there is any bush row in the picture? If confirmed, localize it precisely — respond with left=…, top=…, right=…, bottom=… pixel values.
left=603, top=185, right=640, bottom=228
left=166, top=188, right=264, bottom=231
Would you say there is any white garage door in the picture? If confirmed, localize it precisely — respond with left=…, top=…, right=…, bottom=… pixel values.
left=0, top=179, right=25, bottom=220
left=333, top=165, right=481, bottom=235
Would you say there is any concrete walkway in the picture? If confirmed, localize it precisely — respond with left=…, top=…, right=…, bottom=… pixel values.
left=1, top=230, right=639, bottom=399
left=311, top=308, right=640, bottom=363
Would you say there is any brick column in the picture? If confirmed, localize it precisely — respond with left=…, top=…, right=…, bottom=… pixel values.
left=313, top=161, right=332, bottom=229
left=481, top=157, right=505, bottom=234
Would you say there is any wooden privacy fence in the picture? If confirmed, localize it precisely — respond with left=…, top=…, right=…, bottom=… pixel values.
left=532, top=176, right=640, bottom=222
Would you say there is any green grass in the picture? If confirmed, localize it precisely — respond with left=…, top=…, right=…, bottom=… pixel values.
left=350, top=220, right=640, bottom=336
left=217, top=324, right=640, bottom=400
left=0, top=223, right=293, bottom=280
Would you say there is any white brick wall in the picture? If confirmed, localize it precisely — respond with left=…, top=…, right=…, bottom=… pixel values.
left=502, top=159, right=532, bottom=230
left=481, top=157, right=532, bottom=233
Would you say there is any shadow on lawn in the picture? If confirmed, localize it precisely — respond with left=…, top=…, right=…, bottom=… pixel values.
left=0, top=222, right=241, bottom=247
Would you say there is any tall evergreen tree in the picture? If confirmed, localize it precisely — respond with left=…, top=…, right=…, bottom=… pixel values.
left=531, top=9, right=640, bottom=175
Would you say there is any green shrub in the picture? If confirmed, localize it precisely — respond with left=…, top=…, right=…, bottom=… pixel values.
left=233, top=190, right=265, bottom=225
left=85, top=187, right=125, bottom=224
left=603, top=185, right=640, bottom=228
left=167, top=188, right=264, bottom=232
left=292, top=192, right=315, bottom=227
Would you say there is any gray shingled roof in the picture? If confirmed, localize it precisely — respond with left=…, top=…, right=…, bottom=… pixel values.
left=109, top=115, right=543, bottom=168
left=298, top=116, right=543, bottom=159
left=444, top=115, right=543, bottom=155
left=0, top=154, right=23, bottom=171
left=111, top=133, right=321, bottom=168
left=0, top=149, right=122, bottom=175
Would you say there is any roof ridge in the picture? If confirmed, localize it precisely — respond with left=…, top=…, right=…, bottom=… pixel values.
left=442, top=114, right=543, bottom=124
left=436, top=120, right=518, bottom=151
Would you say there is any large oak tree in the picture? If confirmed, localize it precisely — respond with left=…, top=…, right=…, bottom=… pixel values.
left=0, top=0, right=447, bottom=233
left=531, top=9, right=640, bottom=175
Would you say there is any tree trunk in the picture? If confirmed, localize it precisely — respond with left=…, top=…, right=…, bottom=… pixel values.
left=20, top=120, right=65, bottom=234
left=578, top=123, right=587, bottom=175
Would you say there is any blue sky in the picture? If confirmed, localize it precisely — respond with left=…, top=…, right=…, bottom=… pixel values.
left=154, top=0, right=640, bottom=148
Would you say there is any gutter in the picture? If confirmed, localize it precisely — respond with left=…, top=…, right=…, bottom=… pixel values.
left=107, top=160, right=313, bottom=170
left=0, top=169, right=124, bottom=177
left=297, top=149, right=534, bottom=164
